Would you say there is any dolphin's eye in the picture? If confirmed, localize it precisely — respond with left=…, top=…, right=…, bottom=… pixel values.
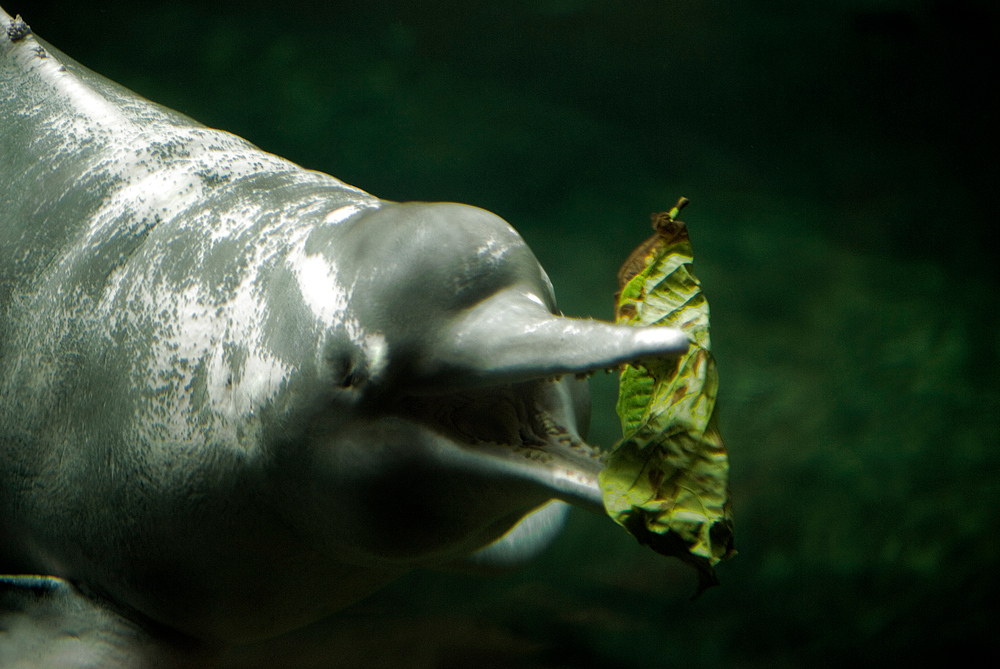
left=326, top=351, right=364, bottom=389
left=336, top=360, right=356, bottom=388
left=322, top=349, right=349, bottom=386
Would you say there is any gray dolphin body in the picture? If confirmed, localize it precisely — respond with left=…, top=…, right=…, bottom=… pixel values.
left=0, top=10, right=688, bottom=666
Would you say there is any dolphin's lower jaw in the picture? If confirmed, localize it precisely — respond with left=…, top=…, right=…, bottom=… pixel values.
left=394, top=377, right=606, bottom=511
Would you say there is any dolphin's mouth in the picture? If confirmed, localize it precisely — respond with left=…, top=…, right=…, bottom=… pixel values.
left=353, top=284, right=691, bottom=515
left=392, top=377, right=607, bottom=513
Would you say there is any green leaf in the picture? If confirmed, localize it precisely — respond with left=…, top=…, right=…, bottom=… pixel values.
left=599, top=200, right=735, bottom=597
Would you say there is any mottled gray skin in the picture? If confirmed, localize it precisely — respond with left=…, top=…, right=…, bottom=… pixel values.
left=0, top=8, right=688, bottom=663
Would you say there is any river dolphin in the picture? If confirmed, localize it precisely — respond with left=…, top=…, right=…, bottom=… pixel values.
left=0, top=9, right=689, bottom=666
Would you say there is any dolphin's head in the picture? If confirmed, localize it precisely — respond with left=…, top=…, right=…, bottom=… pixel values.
left=268, top=202, right=689, bottom=567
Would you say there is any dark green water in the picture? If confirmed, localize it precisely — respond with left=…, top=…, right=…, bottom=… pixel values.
left=12, top=0, right=997, bottom=666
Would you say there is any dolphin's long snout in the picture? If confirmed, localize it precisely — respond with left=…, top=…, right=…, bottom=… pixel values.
left=411, top=285, right=690, bottom=392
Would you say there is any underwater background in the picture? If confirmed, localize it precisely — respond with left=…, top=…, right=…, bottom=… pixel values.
left=12, top=0, right=997, bottom=666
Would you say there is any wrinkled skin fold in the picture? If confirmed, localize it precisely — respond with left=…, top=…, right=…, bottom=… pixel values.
left=0, top=8, right=689, bottom=665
